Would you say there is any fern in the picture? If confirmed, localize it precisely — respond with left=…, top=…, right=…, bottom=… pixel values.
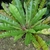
left=0, top=0, right=50, bottom=50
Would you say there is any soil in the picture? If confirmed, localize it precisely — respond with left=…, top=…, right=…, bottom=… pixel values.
left=0, top=35, right=50, bottom=50
left=0, top=37, right=35, bottom=50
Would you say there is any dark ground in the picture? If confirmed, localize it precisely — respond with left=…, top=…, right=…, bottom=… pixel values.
left=0, top=37, right=35, bottom=50
left=0, top=35, right=50, bottom=50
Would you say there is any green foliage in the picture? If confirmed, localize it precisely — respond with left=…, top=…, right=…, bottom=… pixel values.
left=31, top=8, right=47, bottom=25
left=1, top=2, right=11, bottom=15
left=47, top=40, right=50, bottom=46
left=32, top=35, right=41, bottom=50
left=9, top=4, right=25, bottom=25
left=25, top=33, right=32, bottom=45
left=33, top=24, right=50, bottom=31
left=39, top=0, right=46, bottom=10
left=0, top=0, right=50, bottom=50
left=0, top=23, right=15, bottom=30
left=35, top=35, right=49, bottom=50
left=0, top=14, right=20, bottom=29
left=12, top=0, right=25, bottom=20
left=45, top=1, right=50, bottom=17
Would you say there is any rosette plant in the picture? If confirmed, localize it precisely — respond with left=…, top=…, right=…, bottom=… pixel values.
left=0, top=0, right=50, bottom=50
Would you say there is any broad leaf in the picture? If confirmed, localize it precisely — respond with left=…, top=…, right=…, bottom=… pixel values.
left=31, top=8, right=47, bottom=25
left=0, top=10, right=10, bottom=18
left=26, top=29, right=36, bottom=33
left=39, top=0, right=46, bottom=10
left=25, top=0, right=33, bottom=24
left=10, top=30, right=24, bottom=36
left=12, top=0, right=25, bottom=20
left=0, top=23, right=15, bottom=30
left=35, top=35, right=49, bottom=50
left=9, top=4, right=25, bottom=25
left=0, top=31, right=11, bottom=38
left=0, top=14, right=20, bottom=29
left=25, top=33, right=32, bottom=45
left=32, top=35, right=41, bottom=50
left=32, top=0, right=40, bottom=16
left=32, top=19, right=45, bottom=28
left=37, top=28, right=50, bottom=35
left=1, top=2, right=11, bottom=15
left=34, top=24, right=50, bottom=31
left=0, top=30, right=24, bottom=38
left=25, top=0, right=39, bottom=17
left=14, top=33, right=24, bottom=42
left=42, top=16, right=50, bottom=24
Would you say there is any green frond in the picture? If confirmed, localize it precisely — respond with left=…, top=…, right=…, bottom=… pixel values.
left=9, top=4, right=25, bottom=25
left=0, top=14, right=20, bottom=29
left=34, top=24, right=50, bottom=31
left=1, top=2, right=11, bottom=15
left=25, top=29, right=36, bottom=33
left=39, top=0, right=46, bottom=10
left=12, top=0, right=25, bottom=20
left=31, top=8, right=47, bottom=25
left=32, top=0, right=40, bottom=16
left=37, top=28, right=50, bottom=35
left=25, top=33, right=32, bottom=45
left=0, top=23, right=15, bottom=30
left=32, top=19, right=45, bottom=28
left=0, top=31, right=11, bottom=38
left=0, top=30, right=24, bottom=38
left=42, top=16, right=50, bottom=24
left=32, top=35, right=41, bottom=50
left=10, top=30, right=24, bottom=36
left=14, top=33, right=24, bottom=42
left=0, top=10, right=10, bottom=18
left=25, top=0, right=40, bottom=25
left=35, top=35, right=49, bottom=50
left=25, top=0, right=33, bottom=24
